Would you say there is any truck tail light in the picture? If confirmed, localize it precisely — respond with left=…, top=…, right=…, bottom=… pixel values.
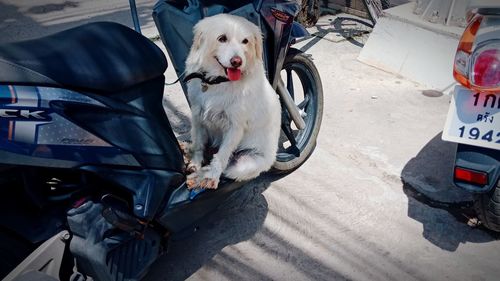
left=471, top=46, right=500, bottom=91
left=453, top=15, right=483, bottom=88
left=453, top=14, right=500, bottom=93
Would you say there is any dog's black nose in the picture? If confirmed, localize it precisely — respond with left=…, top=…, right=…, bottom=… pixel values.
left=230, top=56, right=242, bottom=67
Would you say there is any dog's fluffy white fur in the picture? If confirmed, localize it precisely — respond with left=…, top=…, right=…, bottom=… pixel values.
left=185, top=14, right=281, bottom=189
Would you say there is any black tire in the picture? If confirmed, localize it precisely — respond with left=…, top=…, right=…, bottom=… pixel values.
left=473, top=180, right=500, bottom=232
left=272, top=48, right=323, bottom=173
left=297, top=0, right=320, bottom=28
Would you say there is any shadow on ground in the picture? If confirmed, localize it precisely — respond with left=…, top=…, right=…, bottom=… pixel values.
left=401, top=133, right=499, bottom=251
left=144, top=175, right=272, bottom=281
left=299, top=14, right=374, bottom=52
left=27, top=1, right=80, bottom=15
left=144, top=171, right=384, bottom=281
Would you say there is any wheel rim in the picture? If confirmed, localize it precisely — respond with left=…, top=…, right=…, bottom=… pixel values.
left=276, top=59, right=318, bottom=162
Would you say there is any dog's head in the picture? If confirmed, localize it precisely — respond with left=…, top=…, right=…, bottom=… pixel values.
left=186, top=14, right=263, bottom=81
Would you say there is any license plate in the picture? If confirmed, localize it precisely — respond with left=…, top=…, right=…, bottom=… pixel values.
left=442, top=86, right=500, bottom=150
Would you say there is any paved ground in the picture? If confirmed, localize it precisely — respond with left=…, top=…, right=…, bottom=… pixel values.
left=1, top=1, right=499, bottom=281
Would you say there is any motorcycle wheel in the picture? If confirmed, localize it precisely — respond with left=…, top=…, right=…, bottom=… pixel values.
left=473, top=180, right=500, bottom=232
left=272, top=48, right=323, bottom=173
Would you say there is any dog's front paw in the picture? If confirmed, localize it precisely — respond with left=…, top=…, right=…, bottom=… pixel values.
left=186, top=173, right=200, bottom=190
left=199, top=166, right=221, bottom=189
left=199, top=178, right=218, bottom=189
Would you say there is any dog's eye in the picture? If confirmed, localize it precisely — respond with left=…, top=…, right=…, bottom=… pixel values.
left=217, top=35, right=227, bottom=43
left=242, top=38, right=249, bottom=44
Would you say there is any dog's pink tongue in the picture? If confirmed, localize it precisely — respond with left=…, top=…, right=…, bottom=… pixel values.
left=227, top=68, right=241, bottom=81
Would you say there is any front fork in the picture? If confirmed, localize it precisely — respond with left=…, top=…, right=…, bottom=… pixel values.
left=277, top=78, right=306, bottom=130
left=276, top=22, right=310, bottom=131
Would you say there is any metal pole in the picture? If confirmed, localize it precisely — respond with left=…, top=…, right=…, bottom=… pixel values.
left=129, top=0, right=142, bottom=34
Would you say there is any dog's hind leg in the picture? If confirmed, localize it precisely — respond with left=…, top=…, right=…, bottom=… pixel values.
left=223, top=153, right=274, bottom=181
left=198, top=126, right=244, bottom=189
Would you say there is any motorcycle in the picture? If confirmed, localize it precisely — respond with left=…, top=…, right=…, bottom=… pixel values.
left=442, top=2, right=500, bottom=232
left=0, top=0, right=323, bottom=280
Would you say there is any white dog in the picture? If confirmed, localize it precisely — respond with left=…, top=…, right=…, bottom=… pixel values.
left=184, top=14, right=281, bottom=189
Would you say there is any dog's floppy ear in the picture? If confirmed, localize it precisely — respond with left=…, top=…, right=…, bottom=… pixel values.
left=192, top=26, right=203, bottom=51
left=253, top=30, right=263, bottom=62
left=186, top=22, right=206, bottom=70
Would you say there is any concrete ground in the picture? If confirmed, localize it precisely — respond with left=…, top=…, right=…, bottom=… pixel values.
left=1, top=1, right=499, bottom=281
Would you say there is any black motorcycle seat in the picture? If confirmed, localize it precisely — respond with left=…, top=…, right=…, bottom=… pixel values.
left=0, top=22, right=167, bottom=93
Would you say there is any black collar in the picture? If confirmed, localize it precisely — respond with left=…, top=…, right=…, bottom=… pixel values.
left=183, top=72, right=230, bottom=85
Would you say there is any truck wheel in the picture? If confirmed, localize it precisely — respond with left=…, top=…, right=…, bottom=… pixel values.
left=473, top=180, right=500, bottom=232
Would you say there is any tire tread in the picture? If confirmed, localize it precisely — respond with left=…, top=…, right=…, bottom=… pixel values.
left=271, top=48, right=323, bottom=173
left=474, top=181, right=500, bottom=232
